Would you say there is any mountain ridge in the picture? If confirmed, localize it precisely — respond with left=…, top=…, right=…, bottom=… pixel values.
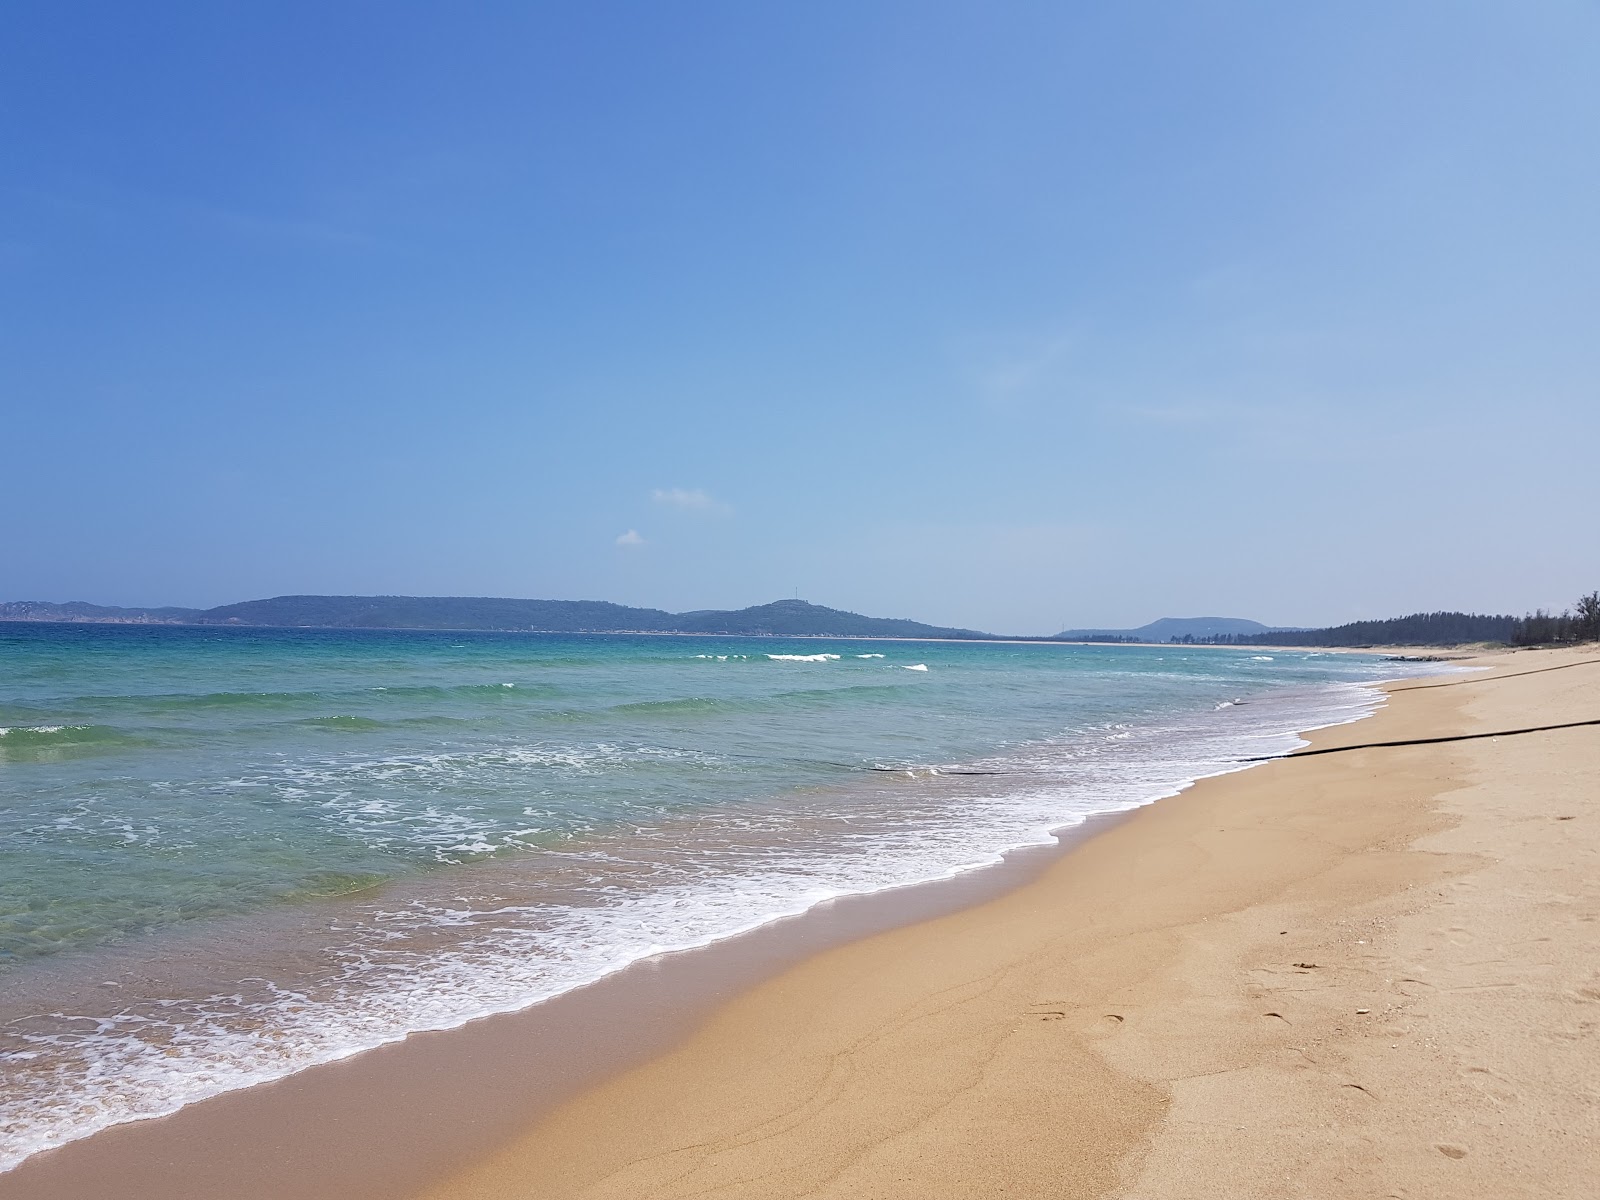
left=0, top=596, right=995, bottom=640
left=0, top=597, right=1302, bottom=643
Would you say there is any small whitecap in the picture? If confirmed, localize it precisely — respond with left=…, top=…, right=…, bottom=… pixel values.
left=903, top=664, right=929, bottom=672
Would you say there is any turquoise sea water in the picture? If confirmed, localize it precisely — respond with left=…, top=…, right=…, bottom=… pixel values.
left=0, top=623, right=1445, bottom=1169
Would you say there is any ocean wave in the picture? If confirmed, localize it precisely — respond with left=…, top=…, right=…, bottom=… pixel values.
left=358, top=682, right=552, bottom=699
left=295, top=715, right=388, bottom=731
left=606, top=696, right=732, bottom=716
left=0, top=724, right=140, bottom=759
left=1, top=724, right=84, bottom=739
left=903, top=663, right=929, bottom=672
left=765, top=683, right=908, bottom=704
left=766, top=653, right=842, bottom=663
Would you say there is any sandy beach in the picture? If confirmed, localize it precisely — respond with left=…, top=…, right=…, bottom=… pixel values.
left=412, top=644, right=1598, bottom=1199
left=4, top=644, right=1595, bottom=1200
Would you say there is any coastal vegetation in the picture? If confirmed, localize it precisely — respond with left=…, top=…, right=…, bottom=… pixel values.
left=1173, top=593, right=1600, bottom=647
left=1512, top=592, right=1600, bottom=645
left=1054, top=616, right=1278, bottom=642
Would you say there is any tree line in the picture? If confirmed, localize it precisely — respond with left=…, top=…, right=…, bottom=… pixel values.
left=1511, top=592, right=1600, bottom=645
left=1166, top=593, right=1600, bottom=647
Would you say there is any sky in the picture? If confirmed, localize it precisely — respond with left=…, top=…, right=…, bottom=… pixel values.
left=3, top=2, right=1597, bottom=635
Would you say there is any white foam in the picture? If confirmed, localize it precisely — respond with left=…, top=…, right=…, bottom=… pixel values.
left=903, top=664, right=929, bottom=672
left=766, top=654, right=841, bottom=663
left=215, top=743, right=726, bottom=863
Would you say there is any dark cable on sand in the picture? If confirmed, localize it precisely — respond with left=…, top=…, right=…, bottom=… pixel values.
left=1243, top=717, right=1600, bottom=762
left=1388, top=657, right=1600, bottom=690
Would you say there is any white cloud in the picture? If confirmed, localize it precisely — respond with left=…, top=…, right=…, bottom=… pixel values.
left=650, top=486, right=730, bottom=514
left=615, top=529, right=645, bottom=547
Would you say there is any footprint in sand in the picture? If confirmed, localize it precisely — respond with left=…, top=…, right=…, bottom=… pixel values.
left=1025, top=1002, right=1069, bottom=1021
left=1394, top=977, right=1435, bottom=998
left=1436, top=1144, right=1469, bottom=1159
left=1462, top=1066, right=1519, bottom=1104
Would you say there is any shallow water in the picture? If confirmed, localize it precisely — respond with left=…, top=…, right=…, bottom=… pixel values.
left=0, top=623, right=1445, bottom=1170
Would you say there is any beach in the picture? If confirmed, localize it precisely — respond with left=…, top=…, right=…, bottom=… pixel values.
left=2, top=642, right=1594, bottom=1198
left=12, top=3, right=1594, bottom=1193
left=410, top=643, right=1598, bottom=1199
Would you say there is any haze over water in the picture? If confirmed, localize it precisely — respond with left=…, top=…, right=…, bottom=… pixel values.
left=0, top=624, right=1444, bottom=1169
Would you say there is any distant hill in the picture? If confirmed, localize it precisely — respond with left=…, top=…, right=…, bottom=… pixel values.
left=0, top=595, right=994, bottom=640
left=661, top=600, right=991, bottom=639
left=0, top=600, right=204, bottom=624
left=1055, top=616, right=1290, bottom=642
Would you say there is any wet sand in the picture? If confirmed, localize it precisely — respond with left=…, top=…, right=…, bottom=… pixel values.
left=5, top=645, right=1596, bottom=1199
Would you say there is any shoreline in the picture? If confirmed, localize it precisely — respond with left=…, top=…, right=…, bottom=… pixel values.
left=409, top=642, right=1597, bottom=1199
left=0, top=668, right=1406, bottom=1199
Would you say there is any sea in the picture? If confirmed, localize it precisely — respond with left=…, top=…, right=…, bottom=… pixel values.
left=0, top=623, right=1448, bottom=1171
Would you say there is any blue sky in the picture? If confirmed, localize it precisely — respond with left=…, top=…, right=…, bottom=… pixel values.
left=4, top=2, right=1597, bottom=634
